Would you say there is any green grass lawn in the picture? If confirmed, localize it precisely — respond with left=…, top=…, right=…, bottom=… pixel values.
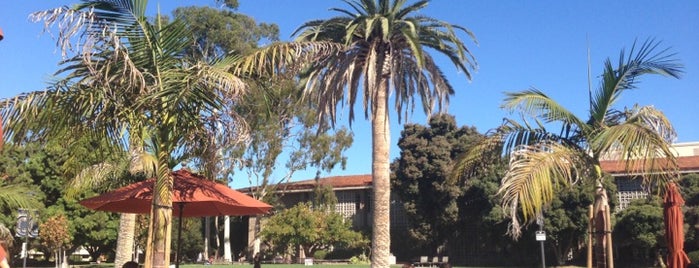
left=66, top=262, right=590, bottom=268
left=181, top=265, right=379, bottom=268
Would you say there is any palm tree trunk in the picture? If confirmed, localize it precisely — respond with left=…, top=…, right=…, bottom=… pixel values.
left=114, top=213, right=137, bottom=268
left=593, top=184, right=612, bottom=268
left=371, top=78, right=391, bottom=268
left=145, top=149, right=174, bottom=268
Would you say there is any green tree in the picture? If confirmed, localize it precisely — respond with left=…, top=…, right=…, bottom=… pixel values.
left=613, top=198, right=665, bottom=266
left=542, top=177, right=616, bottom=265
left=170, top=4, right=282, bottom=262
left=236, top=1, right=477, bottom=265
left=170, top=218, right=204, bottom=263
left=260, top=203, right=367, bottom=262
left=678, top=174, right=699, bottom=254
left=3, top=1, right=247, bottom=267
left=174, top=5, right=278, bottom=59
left=0, top=143, right=43, bottom=213
left=454, top=39, right=682, bottom=267
left=173, top=4, right=354, bottom=259
left=3, top=136, right=124, bottom=262
left=391, top=114, right=481, bottom=255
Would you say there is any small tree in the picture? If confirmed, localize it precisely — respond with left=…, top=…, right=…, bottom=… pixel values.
left=39, top=215, right=71, bottom=268
left=260, top=203, right=366, bottom=262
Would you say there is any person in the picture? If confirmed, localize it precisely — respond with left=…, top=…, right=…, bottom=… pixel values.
left=0, top=241, right=9, bottom=268
left=0, top=224, right=12, bottom=268
left=253, top=252, right=261, bottom=268
left=122, top=261, right=139, bottom=268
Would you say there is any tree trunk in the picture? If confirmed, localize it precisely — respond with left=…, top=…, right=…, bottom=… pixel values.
left=223, top=216, right=232, bottom=262
left=204, top=217, right=210, bottom=261
left=370, top=78, right=391, bottom=268
left=144, top=150, right=173, bottom=268
left=253, top=215, right=262, bottom=255
left=593, top=184, right=612, bottom=268
left=61, top=249, right=68, bottom=268
left=115, top=213, right=137, bottom=268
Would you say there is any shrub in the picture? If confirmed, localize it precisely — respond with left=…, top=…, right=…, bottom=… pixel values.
left=313, top=250, right=328, bottom=260
left=349, top=253, right=370, bottom=264
left=687, top=250, right=699, bottom=268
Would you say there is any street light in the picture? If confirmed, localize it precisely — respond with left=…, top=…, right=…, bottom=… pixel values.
left=536, top=214, right=546, bottom=268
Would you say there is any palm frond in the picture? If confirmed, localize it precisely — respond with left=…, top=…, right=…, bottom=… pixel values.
left=65, top=162, right=126, bottom=199
left=499, top=141, right=583, bottom=238
left=589, top=39, right=683, bottom=125
left=232, top=41, right=348, bottom=78
left=502, top=89, right=587, bottom=137
left=0, top=183, right=42, bottom=210
left=591, top=111, right=678, bottom=185
left=451, top=133, right=504, bottom=181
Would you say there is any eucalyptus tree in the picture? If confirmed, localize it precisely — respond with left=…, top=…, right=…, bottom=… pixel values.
left=1, top=1, right=246, bottom=268
left=236, top=1, right=477, bottom=266
left=173, top=4, right=279, bottom=261
left=453, top=39, right=682, bottom=267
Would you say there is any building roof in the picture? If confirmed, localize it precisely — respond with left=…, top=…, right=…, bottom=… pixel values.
left=600, top=155, right=699, bottom=175
left=238, top=144, right=699, bottom=191
left=282, top=174, right=373, bottom=190
left=272, top=156, right=699, bottom=191
left=238, top=174, right=372, bottom=193
left=238, top=156, right=699, bottom=192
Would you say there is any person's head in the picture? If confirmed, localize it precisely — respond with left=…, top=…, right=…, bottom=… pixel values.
left=0, top=224, right=12, bottom=249
left=122, top=261, right=139, bottom=268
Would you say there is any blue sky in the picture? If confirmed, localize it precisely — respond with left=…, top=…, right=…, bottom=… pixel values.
left=1, top=1, right=698, bottom=188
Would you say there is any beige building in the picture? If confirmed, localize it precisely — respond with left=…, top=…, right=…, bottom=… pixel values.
left=600, top=142, right=699, bottom=210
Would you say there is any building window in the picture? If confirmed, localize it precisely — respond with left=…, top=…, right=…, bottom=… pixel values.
left=335, top=190, right=356, bottom=218
left=615, top=177, right=649, bottom=211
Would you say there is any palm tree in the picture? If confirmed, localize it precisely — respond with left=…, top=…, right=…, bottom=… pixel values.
left=453, top=39, right=682, bottom=267
left=236, top=0, right=477, bottom=266
left=2, top=1, right=246, bottom=267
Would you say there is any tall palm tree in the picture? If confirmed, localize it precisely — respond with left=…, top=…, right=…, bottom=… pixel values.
left=236, top=0, right=476, bottom=266
left=2, top=1, right=246, bottom=267
left=453, top=39, right=682, bottom=266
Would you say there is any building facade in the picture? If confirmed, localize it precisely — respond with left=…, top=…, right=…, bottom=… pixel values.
left=600, top=142, right=699, bottom=211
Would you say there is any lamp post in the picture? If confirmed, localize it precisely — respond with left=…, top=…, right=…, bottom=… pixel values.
left=16, top=209, right=39, bottom=268
left=536, top=214, right=546, bottom=268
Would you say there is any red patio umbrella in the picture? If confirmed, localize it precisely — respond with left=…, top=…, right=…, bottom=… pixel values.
left=80, top=169, right=271, bottom=217
left=80, top=169, right=272, bottom=267
left=664, top=182, right=690, bottom=268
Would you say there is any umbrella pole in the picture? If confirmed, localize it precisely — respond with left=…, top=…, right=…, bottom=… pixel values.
left=176, top=203, right=184, bottom=268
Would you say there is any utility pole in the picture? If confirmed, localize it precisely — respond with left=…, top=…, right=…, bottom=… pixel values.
left=536, top=214, right=546, bottom=268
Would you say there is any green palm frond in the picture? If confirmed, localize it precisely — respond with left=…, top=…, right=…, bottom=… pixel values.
left=591, top=108, right=678, bottom=184
left=502, top=89, right=587, bottom=137
left=470, top=39, right=684, bottom=239
left=0, top=183, right=41, bottom=210
left=66, top=162, right=126, bottom=198
left=451, top=132, right=504, bottom=181
left=589, top=39, right=683, bottom=125
left=286, top=0, right=477, bottom=128
left=232, top=41, right=348, bottom=78
left=499, top=141, right=585, bottom=238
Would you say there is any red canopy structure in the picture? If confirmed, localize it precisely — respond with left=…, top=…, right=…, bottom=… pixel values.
left=80, top=169, right=272, bottom=267
left=80, top=169, right=271, bottom=217
left=664, top=182, right=690, bottom=268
